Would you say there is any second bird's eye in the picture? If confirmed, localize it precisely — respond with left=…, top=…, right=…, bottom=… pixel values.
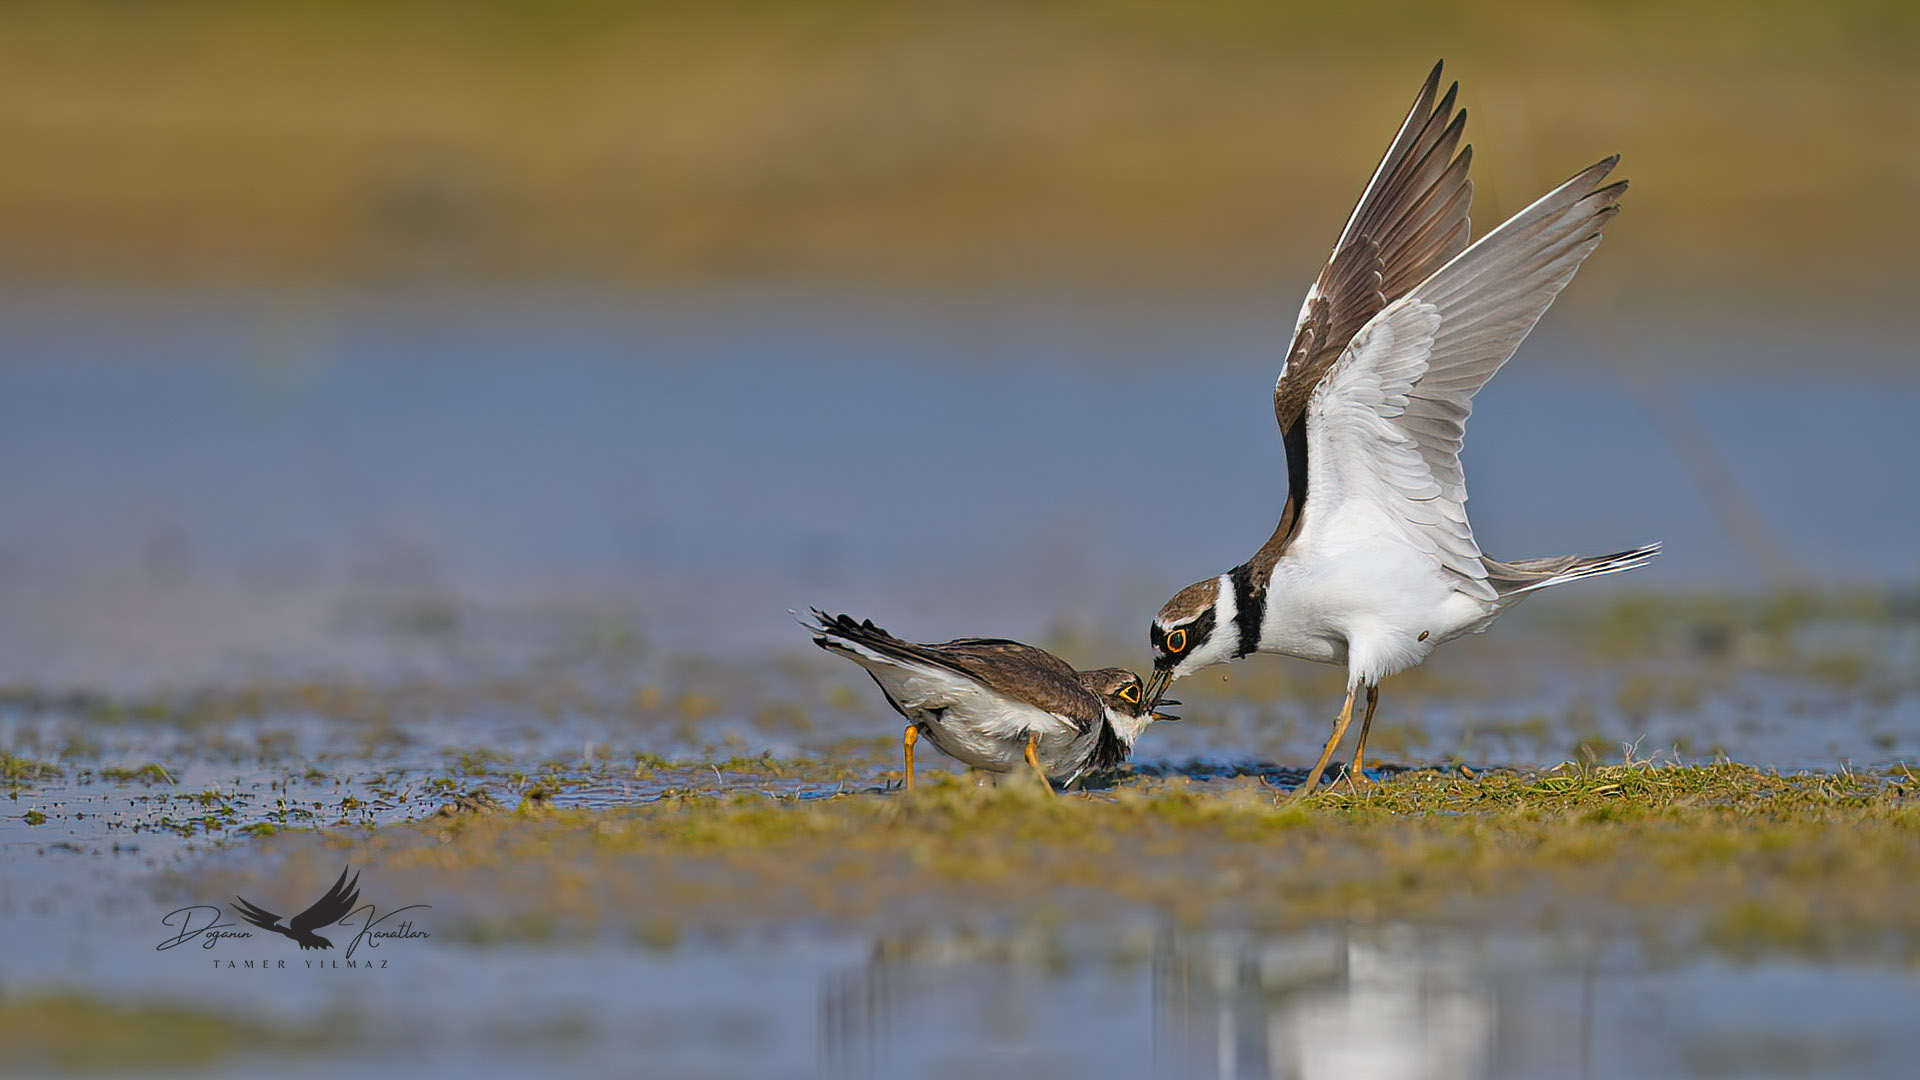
left=1119, top=684, right=1140, bottom=703
left=1166, top=628, right=1188, bottom=653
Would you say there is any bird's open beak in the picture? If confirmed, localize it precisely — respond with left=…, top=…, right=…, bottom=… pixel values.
left=1142, top=665, right=1173, bottom=712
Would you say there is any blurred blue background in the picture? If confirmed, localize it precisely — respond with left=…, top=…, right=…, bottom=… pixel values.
left=1, top=0, right=1915, bottom=687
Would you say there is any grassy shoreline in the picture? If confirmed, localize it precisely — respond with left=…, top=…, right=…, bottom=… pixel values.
left=214, top=761, right=1920, bottom=961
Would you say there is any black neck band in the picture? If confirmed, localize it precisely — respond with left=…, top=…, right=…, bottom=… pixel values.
left=1227, top=563, right=1263, bottom=659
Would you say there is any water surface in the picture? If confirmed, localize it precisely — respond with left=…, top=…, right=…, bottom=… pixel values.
left=3, top=291, right=1917, bottom=1078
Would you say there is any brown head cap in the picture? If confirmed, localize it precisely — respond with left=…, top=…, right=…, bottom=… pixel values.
left=1155, top=579, right=1217, bottom=626
left=1076, top=667, right=1147, bottom=712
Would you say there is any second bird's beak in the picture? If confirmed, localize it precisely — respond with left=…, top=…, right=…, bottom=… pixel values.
left=1142, top=665, right=1173, bottom=713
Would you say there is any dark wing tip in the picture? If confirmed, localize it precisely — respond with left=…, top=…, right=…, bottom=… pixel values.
left=1405, top=61, right=1444, bottom=116
left=1583, top=155, right=1622, bottom=186
left=1557, top=156, right=1623, bottom=197
left=1582, top=183, right=1628, bottom=229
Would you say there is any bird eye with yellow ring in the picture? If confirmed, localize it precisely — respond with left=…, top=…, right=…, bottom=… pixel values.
left=1166, top=628, right=1188, bottom=653
left=1119, top=684, right=1140, bottom=704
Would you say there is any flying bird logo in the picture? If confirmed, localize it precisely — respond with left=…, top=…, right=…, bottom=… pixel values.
left=231, top=866, right=362, bottom=950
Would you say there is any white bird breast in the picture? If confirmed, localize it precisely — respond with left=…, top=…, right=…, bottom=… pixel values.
left=1261, top=537, right=1497, bottom=685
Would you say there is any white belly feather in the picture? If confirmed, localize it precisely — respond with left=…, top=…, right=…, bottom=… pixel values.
left=1260, top=532, right=1499, bottom=686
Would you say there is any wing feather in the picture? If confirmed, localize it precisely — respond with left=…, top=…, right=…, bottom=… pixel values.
left=1273, top=61, right=1474, bottom=433
left=810, top=612, right=1102, bottom=733
left=1298, top=158, right=1626, bottom=600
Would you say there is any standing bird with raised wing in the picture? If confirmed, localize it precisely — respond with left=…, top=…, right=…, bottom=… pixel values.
left=1142, top=63, right=1658, bottom=797
left=809, top=610, right=1174, bottom=792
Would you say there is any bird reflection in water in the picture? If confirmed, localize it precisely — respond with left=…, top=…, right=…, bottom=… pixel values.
left=822, top=926, right=1508, bottom=1079
left=1155, top=928, right=1495, bottom=1079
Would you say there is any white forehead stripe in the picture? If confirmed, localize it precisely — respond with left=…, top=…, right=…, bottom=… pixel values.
left=1167, top=572, right=1244, bottom=672
left=1168, top=575, right=1239, bottom=678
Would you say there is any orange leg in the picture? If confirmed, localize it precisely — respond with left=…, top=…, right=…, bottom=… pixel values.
left=1023, top=733, right=1056, bottom=797
left=1291, top=686, right=1358, bottom=802
left=902, top=725, right=918, bottom=792
left=1347, top=685, right=1381, bottom=788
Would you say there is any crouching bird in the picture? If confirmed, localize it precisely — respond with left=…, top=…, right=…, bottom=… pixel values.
left=809, top=610, right=1174, bottom=792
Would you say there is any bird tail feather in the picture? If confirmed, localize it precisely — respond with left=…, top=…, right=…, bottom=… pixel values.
left=1486, top=542, right=1660, bottom=599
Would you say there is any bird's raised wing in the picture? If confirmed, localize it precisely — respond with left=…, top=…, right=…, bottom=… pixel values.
left=231, top=896, right=285, bottom=933
left=1273, top=61, right=1474, bottom=442
left=288, top=866, right=361, bottom=934
left=1245, top=63, right=1474, bottom=575
left=1297, top=157, right=1626, bottom=601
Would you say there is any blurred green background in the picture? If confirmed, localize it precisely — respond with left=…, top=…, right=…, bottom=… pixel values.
left=4, top=14, right=1920, bottom=1075
left=2, top=0, right=1917, bottom=684
left=3, top=0, right=1914, bottom=315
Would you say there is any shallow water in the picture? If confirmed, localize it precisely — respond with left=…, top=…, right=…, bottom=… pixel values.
left=5, top=637, right=1915, bottom=1078
left=1, top=291, right=1915, bottom=686
left=10, top=823, right=1920, bottom=1080
left=4, top=291, right=1919, bottom=1077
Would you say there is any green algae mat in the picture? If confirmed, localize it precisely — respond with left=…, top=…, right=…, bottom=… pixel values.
left=225, top=762, right=1920, bottom=961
